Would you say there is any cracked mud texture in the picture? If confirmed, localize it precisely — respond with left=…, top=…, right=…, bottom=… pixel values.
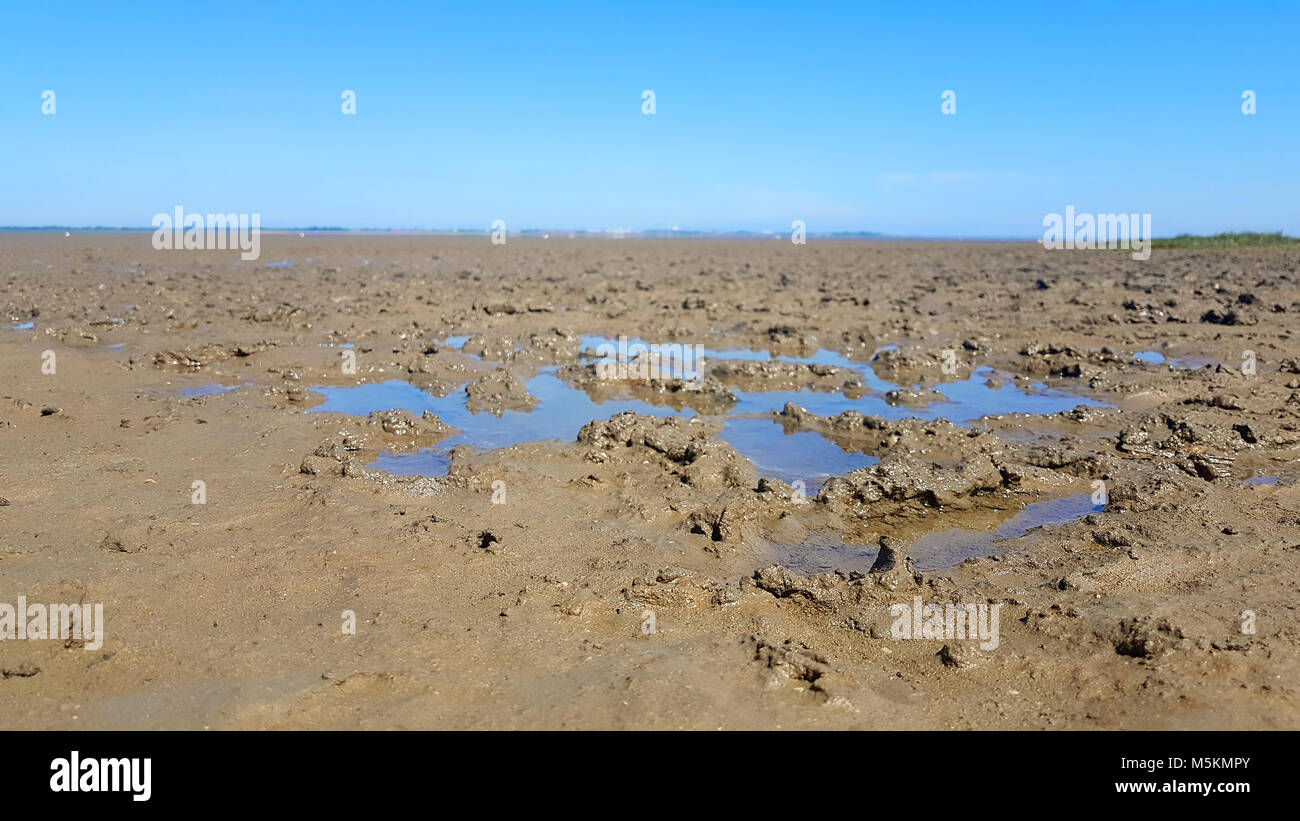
left=1, top=233, right=1297, bottom=729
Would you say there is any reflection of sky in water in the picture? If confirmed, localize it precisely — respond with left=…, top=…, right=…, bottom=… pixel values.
left=580, top=335, right=899, bottom=391
left=1244, top=474, right=1278, bottom=485
left=910, top=493, right=1104, bottom=570
left=716, top=418, right=876, bottom=489
left=581, top=335, right=1103, bottom=412
left=370, top=448, right=450, bottom=476
left=579, top=334, right=711, bottom=380
left=312, top=368, right=684, bottom=453
left=730, top=366, right=1103, bottom=421
left=312, top=370, right=882, bottom=484
left=769, top=493, right=1104, bottom=572
left=1134, top=349, right=1215, bottom=370
left=310, top=340, right=1106, bottom=482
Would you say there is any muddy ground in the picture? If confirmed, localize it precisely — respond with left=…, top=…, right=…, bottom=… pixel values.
left=1, top=233, right=1297, bottom=729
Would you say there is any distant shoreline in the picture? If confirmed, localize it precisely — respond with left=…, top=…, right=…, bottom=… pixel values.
left=3, top=228, right=1294, bottom=246
left=0, top=227, right=1052, bottom=242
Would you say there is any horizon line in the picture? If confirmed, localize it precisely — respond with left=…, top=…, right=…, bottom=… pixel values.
left=2, top=227, right=1292, bottom=242
left=0, top=226, right=1042, bottom=241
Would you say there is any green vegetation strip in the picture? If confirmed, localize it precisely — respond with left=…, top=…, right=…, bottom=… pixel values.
left=1152, top=232, right=1300, bottom=249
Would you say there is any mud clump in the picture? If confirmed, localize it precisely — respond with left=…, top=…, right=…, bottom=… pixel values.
left=1116, top=412, right=1260, bottom=480
left=1105, top=464, right=1205, bottom=512
left=471, top=530, right=501, bottom=553
left=368, top=409, right=456, bottom=450
left=464, top=370, right=538, bottom=414
left=937, top=643, right=979, bottom=669
left=152, top=341, right=271, bottom=370
left=818, top=453, right=1014, bottom=515
left=624, top=568, right=738, bottom=610
left=1, top=664, right=40, bottom=679
left=300, top=410, right=455, bottom=477
left=687, top=501, right=739, bottom=543
left=578, top=412, right=708, bottom=460
left=1018, top=343, right=1123, bottom=380
left=558, top=361, right=737, bottom=414
left=884, top=386, right=945, bottom=406
left=367, top=409, right=446, bottom=438
left=461, top=335, right=517, bottom=361
left=577, top=412, right=755, bottom=488
left=868, top=535, right=905, bottom=573
left=775, top=405, right=1001, bottom=460
left=868, top=536, right=918, bottom=590
left=301, top=431, right=368, bottom=477
left=751, top=565, right=845, bottom=607
left=1200, top=308, right=1255, bottom=326
left=686, top=490, right=770, bottom=545
left=474, top=300, right=554, bottom=317
left=1114, top=617, right=1185, bottom=659
left=750, top=636, right=830, bottom=685
left=98, top=533, right=145, bottom=554
left=871, top=346, right=972, bottom=383
left=521, top=328, right=582, bottom=360
left=710, top=359, right=864, bottom=395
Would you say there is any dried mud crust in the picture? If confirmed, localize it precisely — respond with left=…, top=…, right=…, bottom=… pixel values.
left=0, top=234, right=1297, bottom=730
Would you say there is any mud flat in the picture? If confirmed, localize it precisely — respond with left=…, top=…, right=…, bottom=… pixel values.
left=1, top=233, right=1297, bottom=729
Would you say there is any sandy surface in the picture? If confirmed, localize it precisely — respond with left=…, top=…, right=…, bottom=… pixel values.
left=1, top=233, right=1297, bottom=729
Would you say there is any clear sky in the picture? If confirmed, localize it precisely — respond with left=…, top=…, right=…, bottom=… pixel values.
left=2, top=1, right=1296, bottom=236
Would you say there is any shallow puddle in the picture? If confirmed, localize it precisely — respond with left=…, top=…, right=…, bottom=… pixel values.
left=768, top=493, right=1103, bottom=573
left=1135, top=350, right=1214, bottom=370
left=726, top=367, right=1101, bottom=421
left=907, top=493, right=1103, bottom=570
left=579, top=335, right=897, bottom=393
left=579, top=334, right=1105, bottom=421
left=311, top=369, right=681, bottom=451
left=762, top=533, right=882, bottom=576
left=307, top=337, right=1105, bottom=490
left=716, top=418, right=876, bottom=488
left=369, top=448, right=451, bottom=476
left=181, top=382, right=249, bottom=398
left=1169, top=355, right=1214, bottom=370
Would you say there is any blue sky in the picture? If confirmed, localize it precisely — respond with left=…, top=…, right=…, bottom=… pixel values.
left=2, top=1, right=1296, bottom=236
